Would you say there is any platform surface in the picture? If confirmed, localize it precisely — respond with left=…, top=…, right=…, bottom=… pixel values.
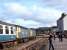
left=53, top=38, right=67, bottom=50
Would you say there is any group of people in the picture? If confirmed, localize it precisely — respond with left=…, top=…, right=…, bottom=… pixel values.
left=58, top=33, right=63, bottom=42
left=48, top=32, right=63, bottom=50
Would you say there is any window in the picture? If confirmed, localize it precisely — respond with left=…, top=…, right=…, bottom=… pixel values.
left=5, top=26, right=9, bottom=34
left=11, top=27, right=13, bottom=34
left=0, top=25, right=3, bottom=34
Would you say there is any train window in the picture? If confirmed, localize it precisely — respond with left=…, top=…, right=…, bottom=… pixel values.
left=0, top=29, right=3, bottom=34
left=11, top=30, right=13, bottom=34
left=5, top=26, right=9, bottom=34
left=11, top=27, right=13, bottom=29
left=0, top=25, right=2, bottom=29
left=11, top=27, right=13, bottom=34
left=0, top=25, right=3, bottom=34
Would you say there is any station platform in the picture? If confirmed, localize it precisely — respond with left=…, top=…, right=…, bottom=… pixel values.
left=53, top=38, right=67, bottom=50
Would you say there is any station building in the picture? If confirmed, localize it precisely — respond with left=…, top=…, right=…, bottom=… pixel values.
left=57, top=13, right=67, bottom=36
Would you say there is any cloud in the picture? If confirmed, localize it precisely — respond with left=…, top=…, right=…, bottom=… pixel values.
left=8, top=18, right=45, bottom=28
left=0, top=0, right=65, bottom=28
left=41, top=0, right=67, bottom=11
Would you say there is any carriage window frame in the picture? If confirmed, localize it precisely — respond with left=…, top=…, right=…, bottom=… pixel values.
left=11, top=27, right=14, bottom=34
left=5, top=26, right=9, bottom=34
left=0, top=25, right=3, bottom=34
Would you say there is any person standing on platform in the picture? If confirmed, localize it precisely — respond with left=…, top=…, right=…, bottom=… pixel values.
left=60, top=32, right=63, bottom=42
left=58, top=32, right=63, bottom=42
left=49, top=33, right=54, bottom=50
left=53, top=32, right=56, bottom=40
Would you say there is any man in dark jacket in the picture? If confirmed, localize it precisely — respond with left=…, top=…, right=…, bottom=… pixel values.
left=49, top=33, right=54, bottom=50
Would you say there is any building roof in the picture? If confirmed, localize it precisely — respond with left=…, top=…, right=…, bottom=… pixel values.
left=36, top=27, right=51, bottom=31
left=28, top=28, right=36, bottom=30
left=51, top=26, right=57, bottom=28
left=36, top=26, right=58, bottom=31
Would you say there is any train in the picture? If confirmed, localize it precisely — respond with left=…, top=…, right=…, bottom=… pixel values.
left=15, top=25, right=36, bottom=43
left=0, top=21, right=36, bottom=47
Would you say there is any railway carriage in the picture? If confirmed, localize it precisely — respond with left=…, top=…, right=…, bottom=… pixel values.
left=15, top=26, right=36, bottom=42
left=0, top=21, right=37, bottom=47
left=0, top=21, right=16, bottom=42
left=28, top=28, right=36, bottom=40
left=15, top=25, right=29, bottom=43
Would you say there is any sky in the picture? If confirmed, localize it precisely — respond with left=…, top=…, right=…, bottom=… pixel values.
left=0, top=0, right=67, bottom=28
